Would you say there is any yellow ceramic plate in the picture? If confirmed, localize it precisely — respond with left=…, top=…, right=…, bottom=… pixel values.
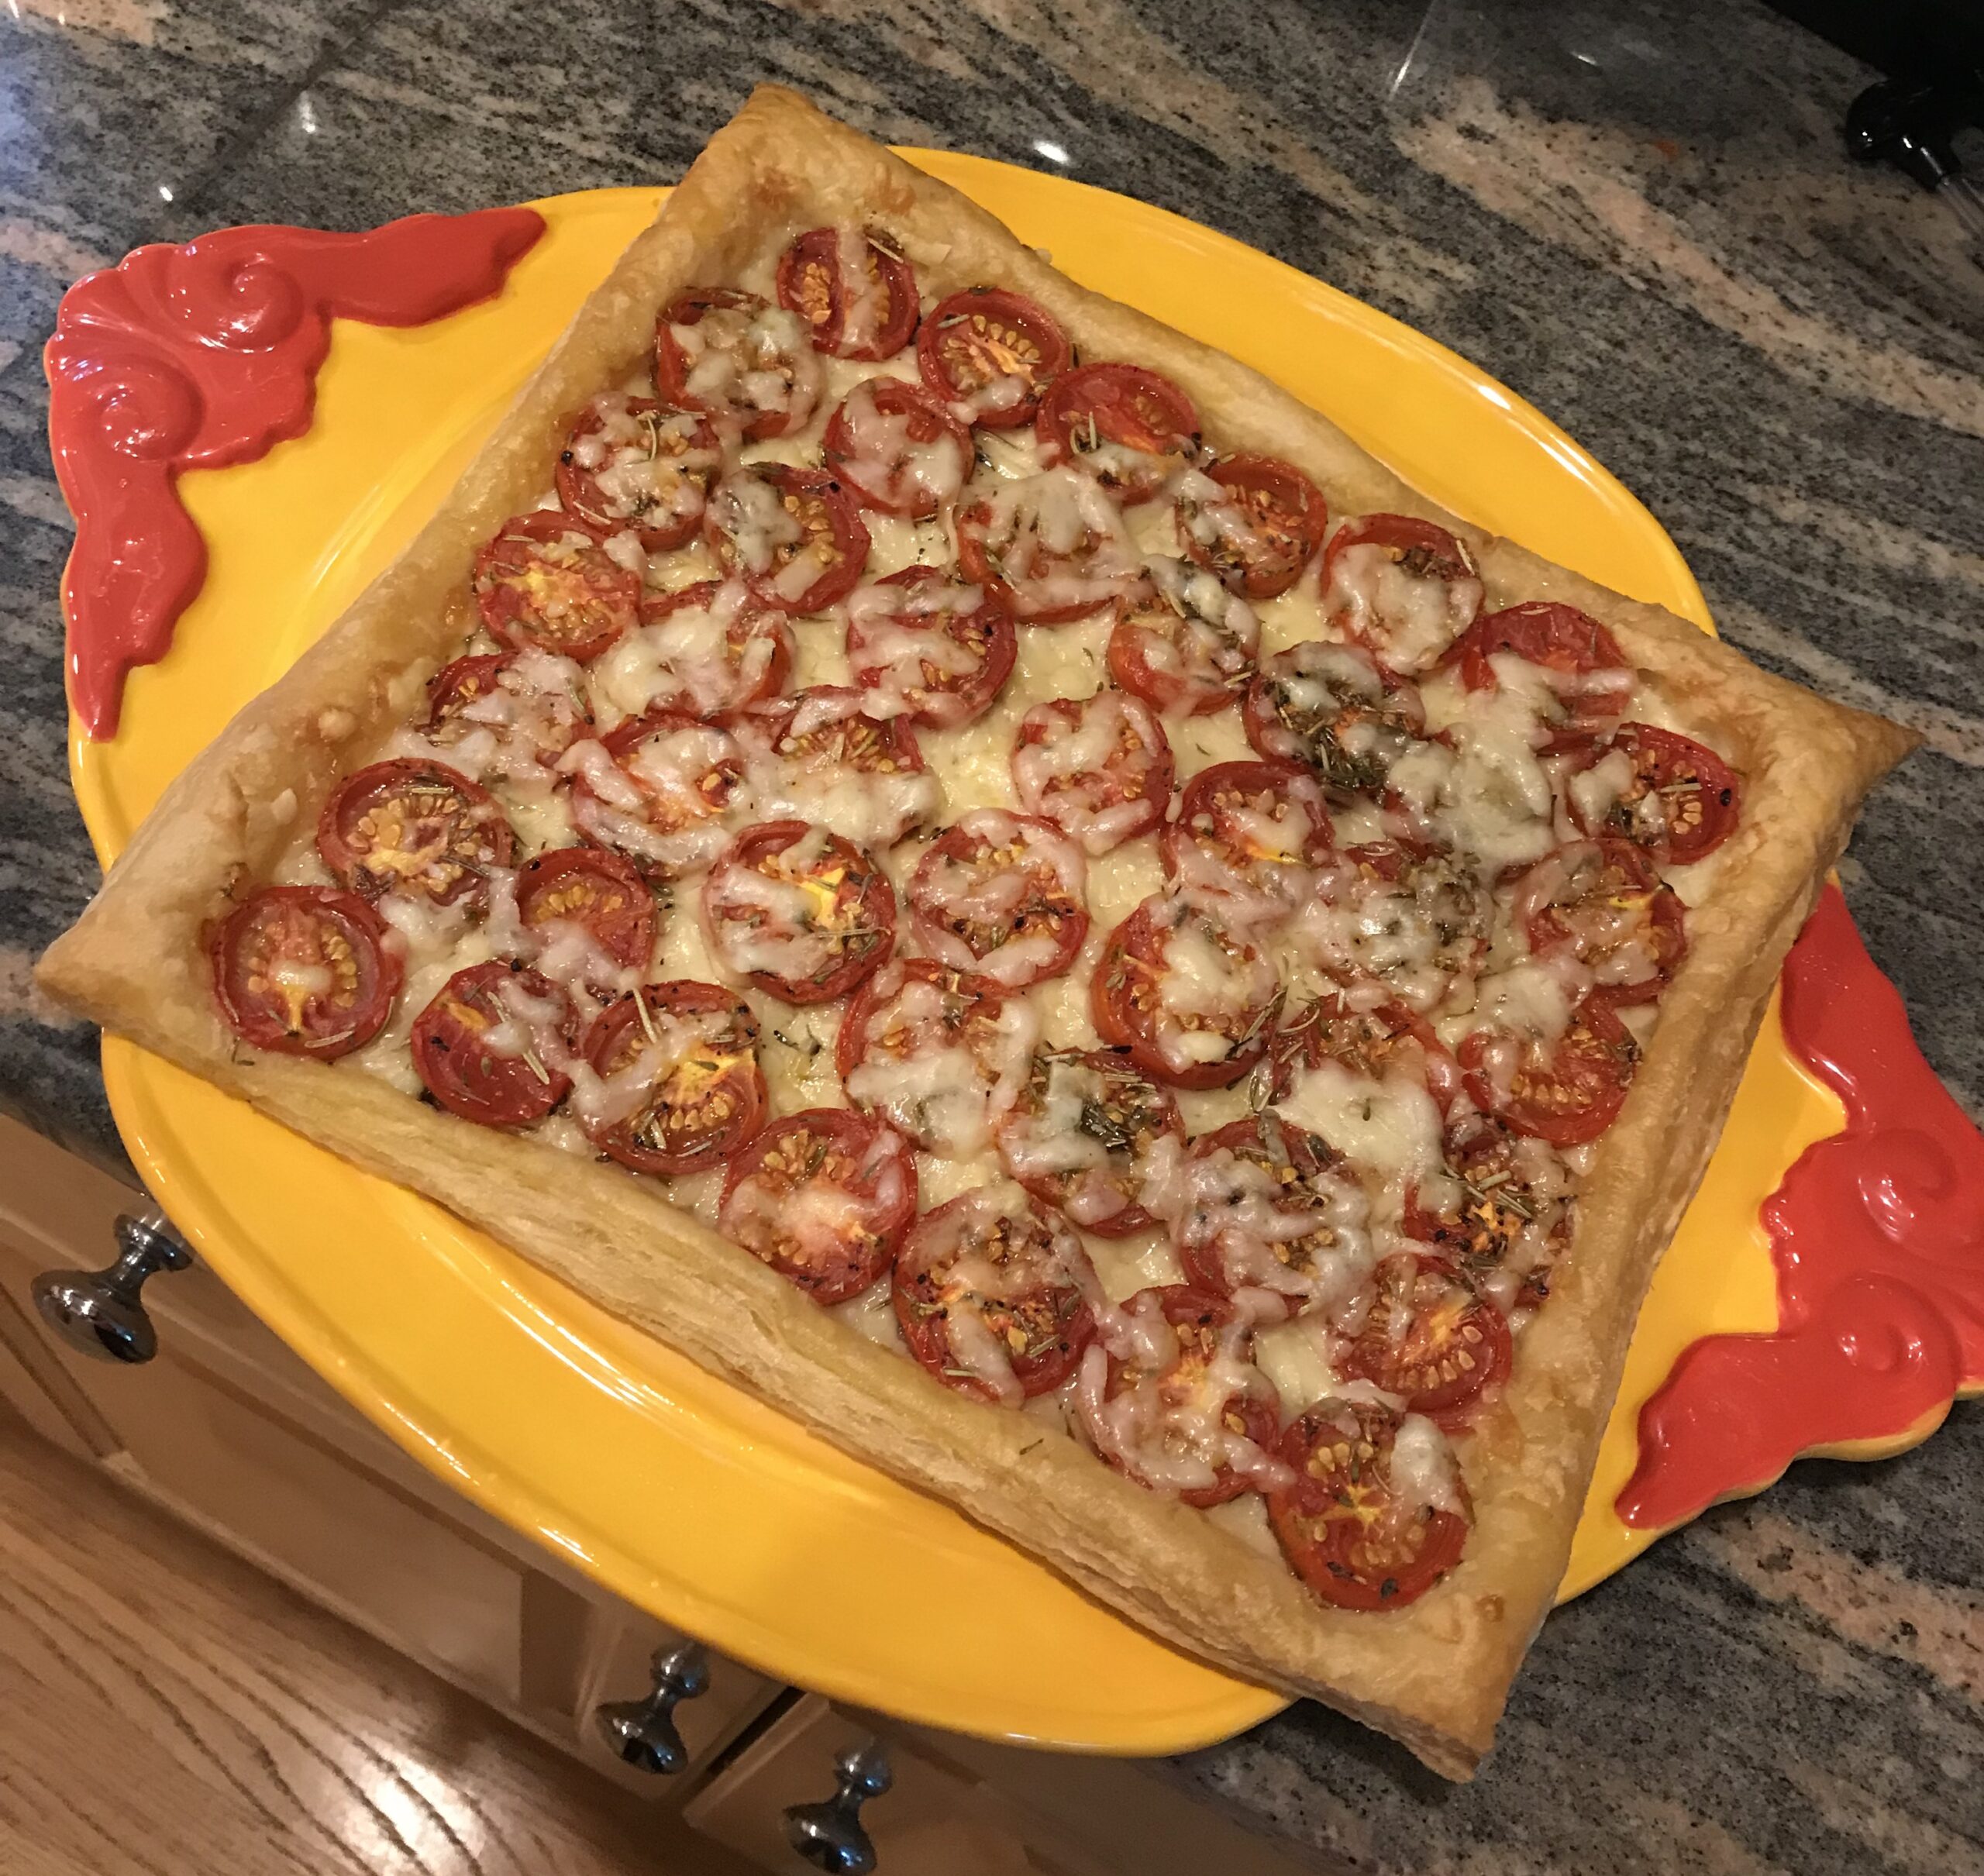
left=74, top=159, right=1841, bottom=1747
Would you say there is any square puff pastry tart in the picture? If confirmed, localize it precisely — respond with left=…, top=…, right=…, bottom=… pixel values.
left=39, top=85, right=1915, bottom=1777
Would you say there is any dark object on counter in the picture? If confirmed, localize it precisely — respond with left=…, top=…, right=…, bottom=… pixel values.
left=1845, top=81, right=1984, bottom=261
left=1767, top=0, right=1984, bottom=77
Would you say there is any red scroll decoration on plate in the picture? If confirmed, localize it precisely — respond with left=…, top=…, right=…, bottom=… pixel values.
left=1621, top=885, right=1984, bottom=1530
left=46, top=207, right=546, bottom=738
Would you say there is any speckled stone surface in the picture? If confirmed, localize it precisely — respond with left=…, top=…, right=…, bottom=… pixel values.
left=2, top=1, right=1980, bottom=1867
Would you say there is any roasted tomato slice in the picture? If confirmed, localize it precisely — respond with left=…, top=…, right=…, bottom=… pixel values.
left=917, top=287, right=1070, bottom=427
left=1514, top=838, right=1687, bottom=1005
left=1322, top=513, right=1483, bottom=673
left=411, top=961, right=576, bottom=1129
left=556, top=396, right=722, bottom=551
left=996, top=1047, right=1182, bottom=1236
left=1403, top=1110, right=1575, bottom=1310
left=1107, top=556, right=1259, bottom=716
left=1271, top=992, right=1462, bottom=1111
left=844, top=566, right=1017, bottom=730
left=424, top=650, right=590, bottom=777
left=894, top=1186, right=1097, bottom=1403
left=624, top=580, right=794, bottom=719
left=1035, top=362, right=1200, bottom=504
left=731, top=687, right=936, bottom=851
left=1176, top=455, right=1328, bottom=601
left=704, top=464, right=872, bottom=614
left=1568, top=721, right=1741, bottom=865
left=212, top=885, right=400, bottom=1060
left=1340, top=1253, right=1513, bottom=1427
left=718, top=1108, right=918, bottom=1306
left=515, top=844, right=656, bottom=976
left=1167, top=1116, right=1372, bottom=1310
left=1085, top=1286, right=1283, bottom=1507
left=776, top=225, right=920, bottom=360
left=1295, top=840, right=1492, bottom=1013
left=702, top=820, right=897, bottom=1007
left=956, top=468, right=1142, bottom=624
left=1161, top=759, right=1333, bottom=929
left=654, top=286, right=822, bottom=440
left=1242, top=639, right=1426, bottom=791
left=908, top=810, right=1088, bottom=993
left=472, top=511, right=641, bottom=663
left=566, top=711, right=746, bottom=877
left=1011, top=690, right=1174, bottom=856
left=1459, top=991, right=1639, bottom=1146
left=579, top=981, right=766, bottom=1177
left=317, top=758, right=513, bottom=907
left=823, top=379, right=970, bottom=518
left=1092, top=894, right=1280, bottom=1091
left=1267, top=1399, right=1470, bottom=1611
left=835, top=958, right=1038, bottom=1159
left=1450, top=601, right=1633, bottom=728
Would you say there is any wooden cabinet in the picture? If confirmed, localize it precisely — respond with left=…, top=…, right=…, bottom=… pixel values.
left=0, top=1114, right=1324, bottom=1874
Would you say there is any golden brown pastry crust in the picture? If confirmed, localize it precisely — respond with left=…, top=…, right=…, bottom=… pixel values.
left=36, top=84, right=1917, bottom=1778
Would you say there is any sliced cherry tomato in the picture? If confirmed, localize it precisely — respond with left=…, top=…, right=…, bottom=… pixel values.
left=1089, top=1287, right=1283, bottom=1507
left=703, top=819, right=897, bottom=1006
left=579, top=981, right=766, bottom=1177
left=1035, top=363, right=1200, bottom=504
left=556, top=397, right=722, bottom=550
left=835, top=958, right=1035, bottom=1158
left=894, top=1186, right=1097, bottom=1403
left=1091, top=895, right=1280, bottom=1091
left=411, top=961, right=576, bottom=1129
left=211, top=885, right=400, bottom=1060
left=515, top=844, right=656, bottom=974
left=995, top=1047, right=1182, bottom=1236
left=1451, top=601, right=1632, bottom=728
left=471, top=511, right=641, bottom=663
left=1297, top=840, right=1491, bottom=1013
left=704, top=465, right=871, bottom=614
left=956, top=469, right=1142, bottom=624
left=1161, top=759, right=1333, bottom=928
left=1011, top=690, right=1173, bottom=856
left=1459, top=992, right=1639, bottom=1146
left=317, top=758, right=512, bottom=907
left=655, top=287, right=822, bottom=439
left=1176, top=455, right=1328, bottom=601
left=777, top=225, right=920, bottom=361
left=908, top=810, right=1088, bottom=993
left=823, top=379, right=970, bottom=517
left=844, top=566, right=1017, bottom=730
left=718, top=1108, right=918, bottom=1306
left=1340, top=1253, right=1513, bottom=1427
left=1568, top=721, right=1740, bottom=865
left=1170, top=1116, right=1370, bottom=1309
left=1107, top=557, right=1259, bottom=715
left=730, top=687, right=935, bottom=852
left=1270, top=992, right=1462, bottom=1111
left=1515, top=838, right=1687, bottom=1005
left=917, top=287, right=1070, bottom=427
left=1403, top=1110, right=1575, bottom=1311
left=1322, top=513, right=1483, bottom=673
left=1242, top=639, right=1426, bottom=790
left=1267, top=1399, right=1470, bottom=1610
left=629, top=580, right=794, bottom=718
left=424, top=651, right=589, bottom=773
left=567, top=711, right=746, bottom=878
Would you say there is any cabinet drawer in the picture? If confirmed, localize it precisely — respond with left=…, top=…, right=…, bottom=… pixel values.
left=687, top=1698, right=1091, bottom=1876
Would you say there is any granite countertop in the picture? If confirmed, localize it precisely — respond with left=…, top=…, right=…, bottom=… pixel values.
left=2, top=0, right=1980, bottom=1868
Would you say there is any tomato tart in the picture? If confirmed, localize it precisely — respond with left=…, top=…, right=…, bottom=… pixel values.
left=39, top=88, right=1915, bottom=1780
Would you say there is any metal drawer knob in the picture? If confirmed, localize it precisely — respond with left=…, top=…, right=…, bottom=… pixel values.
left=784, top=1740, right=891, bottom=1874
left=33, top=1210, right=191, bottom=1364
left=594, top=1640, right=710, bottom=1774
